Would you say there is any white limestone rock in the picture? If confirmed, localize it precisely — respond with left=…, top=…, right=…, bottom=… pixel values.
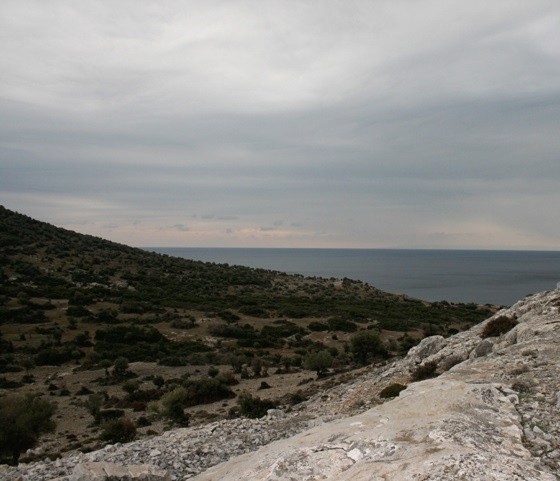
left=70, top=462, right=170, bottom=481
left=192, top=378, right=555, bottom=481
left=406, top=335, right=446, bottom=362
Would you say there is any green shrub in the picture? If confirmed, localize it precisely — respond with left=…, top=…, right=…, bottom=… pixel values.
left=112, top=357, right=129, bottom=379
left=327, top=317, right=358, bottom=332
left=379, top=383, right=407, bottom=399
left=237, top=392, right=276, bottom=419
left=303, top=350, right=333, bottom=377
left=350, top=331, right=388, bottom=364
left=481, top=315, right=517, bottom=338
left=34, top=347, right=84, bottom=366
left=158, top=356, right=187, bottom=366
left=66, top=305, right=92, bottom=317
left=0, top=394, right=57, bottom=465
left=238, top=306, right=269, bottom=318
left=216, top=371, right=239, bottom=386
left=182, top=378, right=236, bottom=406
left=100, top=418, right=136, bottom=443
left=307, top=321, right=328, bottom=331
left=160, top=387, right=190, bottom=426
left=217, top=310, right=240, bottom=322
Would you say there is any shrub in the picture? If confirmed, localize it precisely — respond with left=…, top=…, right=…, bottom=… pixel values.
left=327, top=317, right=358, bottom=332
left=411, top=361, right=438, bottom=381
left=34, top=347, right=84, bottom=366
left=303, top=350, right=333, bottom=377
left=481, top=315, right=518, bottom=338
left=122, top=380, right=140, bottom=396
left=160, top=387, right=190, bottom=426
left=100, top=418, right=136, bottom=443
left=350, top=331, right=388, bottom=365
left=85, top=392, right=105, bottom=424
left=238, top=306, right=269, bottom=318
left=0, top=377, right=22, bottom=389
left=182, top=378, right=236, bottom=406
left=136, top=416, right=151, bottom=427
left=216, top=371, right=239, bottom=386
left=288, top=391, right=307, bottom=405
left=158, top=356, right=187, bottom=366
left=217, top=310, right=240, bottom=322
left=307, top=321, right=328, bottom=331
left=98, top=409, right=125, bottom=423
left=379, top=383, right=407, bottom=399
left=237, top=392, right=276, bottom=419
left=113, top=357, right=129, bottom=379
left=0, top=394, right=57, bottom=465
left=75, top=386, right=93, bottom=396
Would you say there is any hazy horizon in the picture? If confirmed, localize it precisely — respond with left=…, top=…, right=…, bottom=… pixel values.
left=2, top=1, right=559, bottom=250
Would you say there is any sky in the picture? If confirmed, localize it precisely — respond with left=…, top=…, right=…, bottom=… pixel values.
left=1, top=1, right=559, bottom=249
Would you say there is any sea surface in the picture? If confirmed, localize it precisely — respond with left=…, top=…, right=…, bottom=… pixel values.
left=145, top=248, right=560, bottom=306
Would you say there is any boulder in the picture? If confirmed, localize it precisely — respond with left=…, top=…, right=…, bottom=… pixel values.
left=406, top=335, right=446, bottom=362
left=469, top=339, right=494, bottom=359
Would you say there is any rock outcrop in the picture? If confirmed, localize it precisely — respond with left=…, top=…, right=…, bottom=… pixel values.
left=3, top=285, right=560, bottom=481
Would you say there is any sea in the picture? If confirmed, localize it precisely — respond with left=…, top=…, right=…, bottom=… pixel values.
left=145, top=248, right=560, bottom=307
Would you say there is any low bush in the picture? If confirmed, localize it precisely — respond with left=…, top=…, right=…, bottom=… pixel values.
left=327, top=317, right=358, bottom=333
left=0, top=377, right=22, bottom=389
left=307, top=321, right=328, bottom=331
left=237, top=392, right=276, bottom=419
left=379, top=383, right=407, bottom=399
left=182, top=378, right=236, bottom=406
left=411, top=361, right=438, bottom=381
left=481, top=315, right=518, bottom=338
left=100, top=418, right=136, bottom=443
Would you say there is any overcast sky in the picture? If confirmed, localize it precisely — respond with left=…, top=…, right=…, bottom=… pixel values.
left=1, top=1, right=559, bottom=249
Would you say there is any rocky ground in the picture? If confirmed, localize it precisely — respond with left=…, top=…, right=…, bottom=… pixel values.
left=2, top=284, right=560, bottom=481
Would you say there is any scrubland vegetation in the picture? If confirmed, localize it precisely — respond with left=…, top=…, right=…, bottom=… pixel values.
left=0, top=206, right=496, bottom=462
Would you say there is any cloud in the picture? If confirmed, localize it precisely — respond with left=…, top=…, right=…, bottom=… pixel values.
left=1, top=1, right=559, bottom=248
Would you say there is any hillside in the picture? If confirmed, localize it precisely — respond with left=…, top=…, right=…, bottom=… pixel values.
left=3, top=285, right=559, bottom=480
left=0, top=206, right=495, bottom=458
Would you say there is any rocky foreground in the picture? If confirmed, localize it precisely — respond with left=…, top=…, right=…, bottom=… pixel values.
left=3, top=285, right=560, bottom=481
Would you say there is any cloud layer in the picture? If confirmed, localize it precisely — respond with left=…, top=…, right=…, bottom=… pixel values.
left=1, top=0, right=559, bottom=248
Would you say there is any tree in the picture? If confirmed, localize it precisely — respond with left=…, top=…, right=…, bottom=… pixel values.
left=86, top=392, right=105, bottom=424
left=160, top=387, right=190, bottom=426
left=303, top=350, right=333, bottom=377
left=113, top=357, right=129, bottom=379
left=350, top=331, right=388, bottom=365
left=0, top=394, right=57, bottom=465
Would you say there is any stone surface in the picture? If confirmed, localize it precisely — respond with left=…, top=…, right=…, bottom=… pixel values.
left=70, top=462, right=170, bottom=481
left=193, top=380, right=554, bottom=481
left=469, top=338, right=494, bottom=358
left=406, top=335, right=446, bottom=362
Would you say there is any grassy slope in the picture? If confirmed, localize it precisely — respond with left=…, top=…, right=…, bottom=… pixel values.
left=0, top=205, right=492, bottom=332
left=0, top=205, right=498, bottom=458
